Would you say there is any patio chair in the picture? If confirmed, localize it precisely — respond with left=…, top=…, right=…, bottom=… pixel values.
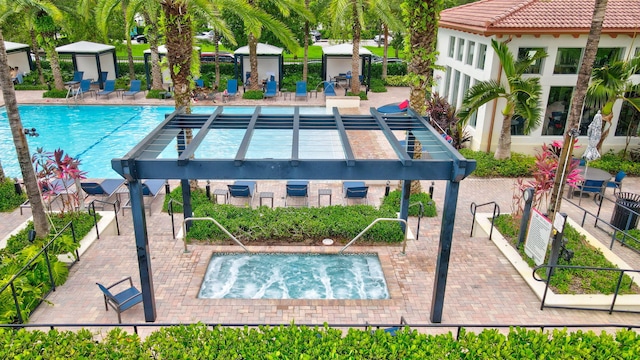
left=96, top=276, right=143, bottom=323
left=295, top=81, right=307, bottom=101
left=122, top=179, right=167, bottom=215
left=81, top=179, right=125, bottom=204
left=323, top=81, right=336, bottom=97
left=227, top=181, right=256, bottom=207
left=69, top=79, right=96, bottom=100
left=285, top=180, right=309, bottom=207
left=343, top=181, right=368, bottom=205
left=20, top=178, right=76, bottom=215
left=577, top=179, right=605, bottom=205
left=264, top=80, right=277, bottom=100
left=91, top=71, right=108, bottom=88
left=607, top=170, right=626, bottom=193
left=122, top=80, right=142, bottom=99
left=64, top=71, right=84, bottom=86
left=195, top=79, right=204, bottom=89
left=96, top=80, right=116, bottom=99
left=223, top=79, right=238, bottom=103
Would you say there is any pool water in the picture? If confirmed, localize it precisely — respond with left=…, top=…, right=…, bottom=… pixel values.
left=198, top=253, right=389, bottom=300
left=0, top=105, right=330, bottom=179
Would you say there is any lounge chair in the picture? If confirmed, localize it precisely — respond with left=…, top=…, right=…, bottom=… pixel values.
left=81, top=179, right=125, bottom=205
left=324, top=81, right=336, bottom=97
left=20, top=178, right=76, bottom=215
left=227, top=181, right=256, bottom=207
left=606, top=170, right=626, bottom=193
left=195, top=79, right=204, bottom=89
left=122, top=80, right=142, bottom=99
left=285, top=180, right=309, bottom=207
left=96, top=276, right=143, bottom=323
left=295, top=81, right=307, bottom=101
left=223, top=79, right=238, bottom=103
left=377, top=99, right=409, bottom=114
left=92, top=71, right=108, bottom=88
left=264, top=80, right=277, bottom=100
left=343, top=181, right=369, bottom=205
left=64, top=71, right=84, bottom=86
left=68, top=79, right=95, bottom=100
left=122, top=179, right=166, bottom=215
left=96, top=80, right=116, bottom=99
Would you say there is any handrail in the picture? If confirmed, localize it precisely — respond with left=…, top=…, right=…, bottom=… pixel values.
left=469, top=201, right=500, bottom=240
left=0, top=221, right=77, bottom=324
left=339, top=218, right=409, bottom=255
left=409, top=201, right=430, bottom=241
left=181, top=217, right=249, bottom=253
left=532, top=264, right=640, bottom=315
left=167, top=198, right=183, bottom=240
left=88, top=199, right=120, bottom=239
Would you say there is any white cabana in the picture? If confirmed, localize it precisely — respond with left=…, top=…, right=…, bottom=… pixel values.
left=322, top=43, right=372, bottom=90
left=55, top=41, right=117, bottom=89
left=5, top=41, right=32, bottom=77
left=233, top=43, right=283, bottom=89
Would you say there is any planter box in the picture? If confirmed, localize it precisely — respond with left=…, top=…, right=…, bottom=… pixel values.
left=0, top=212, right=117, bottom=264
left=325, top=96, right=360, bottom=110
left=475, top=213, right=640, bottom=311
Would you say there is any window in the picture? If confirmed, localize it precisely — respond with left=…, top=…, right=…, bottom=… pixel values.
left=615, top=91, right=640, bottom=136
left=448, top=37, right=456, bottom=58
left=456, top=38, right=465, bottom=61
left=443, top=66, right=452, bottom=100
left=469, top=80, right=478, bottom=127
left=466, top=41, right=475, bottom=65
left=554, top=48, right=583, bottom=74
left=543, top=87, right=573, bottom=135
left=594, top=47, right=624, bottom=67
left=518, top=47, right=544, bottom=74
left=462, top=74, right=471, bottom=101
left=477, top=44, right=487, bottom=69
left=451, top=70, right=461, bottom=107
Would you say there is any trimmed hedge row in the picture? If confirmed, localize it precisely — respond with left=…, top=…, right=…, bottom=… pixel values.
left=0, top=325, right=638, bottom=359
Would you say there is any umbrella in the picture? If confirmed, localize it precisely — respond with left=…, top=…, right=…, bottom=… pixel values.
left=583, top=110, right=602, bottom=162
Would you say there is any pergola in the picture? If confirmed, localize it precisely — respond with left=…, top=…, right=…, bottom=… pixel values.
left=111, top=106, right=476, bottom=323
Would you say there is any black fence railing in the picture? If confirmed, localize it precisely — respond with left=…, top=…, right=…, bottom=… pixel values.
left=0, top=222, right=78, bottom=324
left=88, top=199, right=121, bottom=239
left=469, top=201, right=500, bottom=240
left=167, top=198, right=183, bottom=240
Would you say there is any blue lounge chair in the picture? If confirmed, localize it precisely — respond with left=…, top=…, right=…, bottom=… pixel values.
left=285, top=180, right=309, bottom=207
left=96, top=276, right=143, bottom=323
left=92, top=71, right=108, bottom=89
left=122, top=179, right=166, bottom=215
left=123, top=80, right=142, bottom=99
left=324, top=81, right=336, bottom=97
left=97, top=80, right=116, bottom=99
left=69, top=79, right=95, bottom=100
left=377, top=99, right=409, bottom=114
left=343, top=181, right=369, bottom=205
left=264, top=80, right=277, bottom=100
left=65, top=71, right=84, bottom=86
left=227, top=181, right=256, bottom=207
left=224, top=79, right=238, bottom=103
left=607, top=170, right=626, bottom=193
left=195, top=79, right=204, bottom=89
left=81, top=179, right=125, bottom=203
left=295, top=81, right=307, bottom=101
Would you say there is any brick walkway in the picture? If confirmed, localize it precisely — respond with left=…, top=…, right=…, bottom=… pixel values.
left=2, top=89, right=639, bottom=332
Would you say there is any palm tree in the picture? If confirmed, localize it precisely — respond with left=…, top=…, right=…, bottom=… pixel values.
left=330, top=0, right=398, bottom=94
left=376, top=0, right=403, bottom=79
left=458, top=39, right=546, bottom=160
left=587, top=54, right=640, bottom=151
left=142, top=1, right=164, bottom=90
left=0, top=30, right=50, bottom=238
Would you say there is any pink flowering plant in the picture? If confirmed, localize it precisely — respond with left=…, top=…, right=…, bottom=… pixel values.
left=512, top=140, right=583, bottom=217
left=32, top=148, right=87, bottom=215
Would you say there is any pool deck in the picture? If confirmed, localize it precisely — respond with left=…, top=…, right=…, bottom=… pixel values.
left=2, top=88, right=640, bottom=334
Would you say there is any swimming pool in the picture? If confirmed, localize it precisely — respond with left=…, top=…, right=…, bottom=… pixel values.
left=0, top=105, right=331, bottom=178
left=198, top=253, right=389, bottom=300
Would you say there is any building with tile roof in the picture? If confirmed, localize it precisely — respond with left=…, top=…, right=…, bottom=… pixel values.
left=435, top=0, right=640, bottom=155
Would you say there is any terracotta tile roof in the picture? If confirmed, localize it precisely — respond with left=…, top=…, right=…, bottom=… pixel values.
left=440, top=0, right=640, bottom=36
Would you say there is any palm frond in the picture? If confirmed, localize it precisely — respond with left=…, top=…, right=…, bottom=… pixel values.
left=491, top=39, right=516, bottom=77
left=458, top=80, right=506, bottom=121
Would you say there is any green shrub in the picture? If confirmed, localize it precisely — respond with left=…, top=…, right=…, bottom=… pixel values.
left=384, top=75, right=410, bottom=87
left=346, top=90, right=367, bottom=100
left=369, top=78, right=387, bottom=92
left=0, top=178, right=26, bottom=212
left=162, top=186, right=210, bottom=214
left=146, top=89, right=168, bottom=99
left=42, top=89, right=69, bottom=98
left=589, top=150, right=640, bottom=176
left=14, top=85, right=49, bottom=90
left=242, top=90, right=264, bottom=100
left=459, top=149, right=535, bottom=177
left=381, top=190, right=437, bottom=217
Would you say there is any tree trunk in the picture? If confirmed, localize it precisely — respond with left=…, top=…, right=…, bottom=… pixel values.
left=349, top=0, right=361, bottom=94
left=123, top=2, right=136, bottom=80
left=303, top=0, right=310, bottom=82
left=382, top=25, right=389, bottom=79
left=0, top=160, right=5, bottom=182
left=547, top=0, right=608, bottom=220
left=144, top=12, right=164, bottom=90
left=494, top=113, right=513, bottom=160
left=248, top=34, right=260, bottom=91
left=0, top=31, right=50, bottom=238
left=214, top=32, right=220, bottom=88
left=29, top=28, right=46, bottom=85
left=46, top=45, right=65, bottom=90
left=163, top=0, right=193, bottom=112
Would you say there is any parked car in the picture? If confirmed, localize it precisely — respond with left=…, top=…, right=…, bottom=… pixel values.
left=309, top=30, right=321, bottom=42
left=200, top=52, right=236, bottom=63
left=371, top=55, right=404, bottom=64
left=133, top=34, right=147, bottom=44
left=195, top=31, right=215, bottom=41
left=373, top=34, right=393, bottom=45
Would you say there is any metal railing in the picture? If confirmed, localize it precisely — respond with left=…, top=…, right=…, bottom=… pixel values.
left=167, top=198, right=183, bottom=240
left=0, top=222, right=78, bottom=324
left=469, top=201, right=500, bottom=240
left=181, top=217, right=249, bottom=253
left=88, top=199, right=121, bottom=239
left=409, top=201, right=431, bottom=241
left=0, top=321, right=637, bottom=338
left=532, top=263, right=640, bottom=315
left=339, top=218, right=409, bottom=254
